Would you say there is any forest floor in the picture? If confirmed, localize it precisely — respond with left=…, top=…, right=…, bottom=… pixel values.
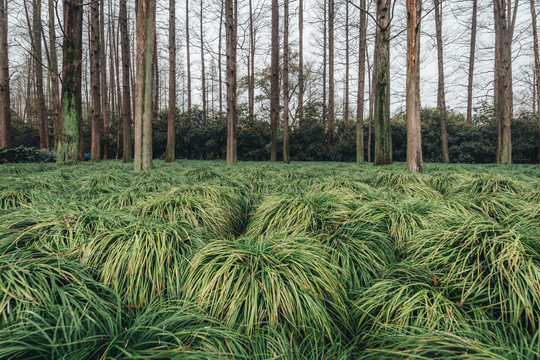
left=1, top=161, right=539, bottom=358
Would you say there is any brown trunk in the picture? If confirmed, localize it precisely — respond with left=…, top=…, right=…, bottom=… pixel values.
left=328, top=0, right=334, bottom=149
left=226, top=0, right=237, bottom=164
left=186, top=0, right=192, bottom=109
left=531, top=0, right=540, bottom=163
left=153, top=30, right=158, bottom=119
left=466, top=0, right=477, bottom=123
left=283, top=0, right=290, bottom=163
left=30, top=0, right=48, bottom=149
left=344, top=0, right=350, bottom=123
left=48, top=0, right=60, bottom=149
left=406, top=0, right=423, bottom=172
left=248, top=0, right=255, bottom=117
left=0, top=0, right=10, bottom=149
left=218, top=0, right=224, bottom=113
left=434, top=0, right=449, bottom=163
left=270, top=0, right=279, bottom=162
left=166, top=0, right=176, bottom=163
left=323, top=0, right=327, bottom=107
left=133, top=0, right=156, bottom=171
left=120, top=0, right=132, bottom=162
left=100, top=0, right=109, bottom=159
left=90, top=0, right=101, bottom=162
left=298, top=0, right=304, bottom=124
left=356, top=0, right=367, bottom=164
left=200, top=0, right=206, bottom=116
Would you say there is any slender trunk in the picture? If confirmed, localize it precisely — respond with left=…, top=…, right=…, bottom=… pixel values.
left=248, top=0, right=255, bottom=117
left=218, top=0, right=223, bottom=113
left=100, top=0, right=109, bottom=159
left=345, top=0, right=350, bottom=123
left=153, top=30, right=158, bottom=119
left=186, top=0, right=192, bottom=109
left=31, top=0, right=48, bottom=149
left=112, top=4, right=122, bottom=159
left=283, top=0, right=290, bottom=163
left=298, top=0, right=304, bottom=124
left=368, top=62, right=374, bottom=163
left=374, top=0, right=392, bottom=165
left=226, top=0, right=237, bottom=164
left=166, top=0, right=176, bottom=163
left=328, top=0, right=334, bottom=149
left=120, top=0, right=132, bottom=162
left=356, top=0, right=367, bottom=164
left=57, top=0, right=83, bottom=162
left=406, top=0, right=422, bottom=172
left=466, top=0, right=477, bottom=123
left=200, top=0, right=206, bottom=116
left=0, top=0, right=10, bottom=149
left=48, top=0, right=60, bottom=149
left=270, top=0, right=279, bottom=162
left=434, top=0, right=449, bottom=163
left=90, top=0, right=101, bottom=162
left=323, top=0, right=327, bottom=107
left=531, top=0, right=540, bottom=163
left=133, top=0, right=156, bottom=171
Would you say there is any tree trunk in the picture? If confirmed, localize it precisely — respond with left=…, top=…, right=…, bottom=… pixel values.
left=48, top=0, right=60, bottom=150
left=466, top=0, right=477, bottom=123
left=90, top=0, right=101, bottom=162
left=374, top=0, right=392, bottom=165
left=186, top=0, right=192, bottom=109
left=133, top=0, right=156, bottom=171
left=31, top=0, right=48, bottom=149
left=345, top=0, right=350, bottom=123
left=200, top=0, right=206, bottom=117
left=270, top=0, right=279, bottom=162
left=120, top=0, right=132, bottom=162
left=328, top=0, right=334, bottom=149
left=406, top=0, right=423, bottom=172
left=218, top=0, right=223, bottom=113
left=100, top=0, right=109, bottom=159
left=356, top=0, right=366, bottom=164
left=531, top=0, right=540, bottom=163
left=323, top=0, right=327, bottom=107
left=248, top=0, right=255, bottom=117
left=298, top=0, right=304, bottom=125
left=57, top=0, right=83, bottom=162
left=226, top=0, right=237, bottom=164
left=166, top=0, right=176, bottom=163
left=283, top=0, right=290, bottom=163
left=434, top=0, right=449, bottom=163
left=0, top=0, right=10, bottom=149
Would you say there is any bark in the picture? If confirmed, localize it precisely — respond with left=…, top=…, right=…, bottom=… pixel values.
left=166, top=0, right=176, bottom=163
left=283, top=0, right=290, bottom=163
left=434, top=0, right=449, bottom=163
left=90, top=0, right=101, bottom=162
left=120, top=0, right=132, bottom=162
left=298, top=0, right=304, bottom=124
left=226, top=0, right=237, bottom=164
left=323, top=0, right=327, bottom=107
left=57, top=0, right=83, bottom=162
left=200, top=0, right=206, bottom=116
left=345, top=0, right=350, bottom=122
left=374, top=0, right=392, bottom=165
left=48, top=0, right=60, bottom=149
left=406, top=0, right=423, bottom=172
left=466, top=0, right=477, bottom=123
left=531, top=0, right=540, bottom=163
left=270, top=0, right=279, bottom=162
left=186, top=0, right=192, bottom=109
left=31, top=0, right=48, bottom=149
left=248, top=0, right=255, bottom=117
left=0, top=0, right=10, bottom=149
left=133, top=0, right=156, bottom=171
left=356, top=0, right=367, bottom=164
left=328, top=0, right=334, bottom=149
left=100, top=0, right=109, bottom=159
left=218, top=0, right=223, bottom=113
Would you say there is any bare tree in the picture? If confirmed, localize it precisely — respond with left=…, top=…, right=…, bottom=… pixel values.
left=90, top=0, right=101, bottom=162
left=120, top=0, right=132, bottom=162
left=531, top=0, right=540, bottom=163
left=270, top=0, right=279, bottom=162
left=0, top=0, right=9, bottom=149
left=434, top=0, right=449, bottom=163
left=226, top=0, right=237, bottom=164
left=218, top=0, right=224, bottom=113
left=466, top=0, right=477, bottom=124
left=48, top=0, right=60, bottom=149
left=200, top=0, right=206, bottom=116
left=345, top=0, right=350, bottom=122
left=328, top=0, right=334, bottom=149
left=166, top=0, right=176, bottom=163
left=298, top=0, right=304, bottom=124
left=283, top=0, right=290, bottom=163
left=186, top=0, right=192, bottom=109
left=356, top=0, right=367, bottom=164
left=100, top=0, right=109, bottom=159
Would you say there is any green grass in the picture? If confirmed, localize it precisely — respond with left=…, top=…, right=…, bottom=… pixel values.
left=0, top=160, right=539, bottom=358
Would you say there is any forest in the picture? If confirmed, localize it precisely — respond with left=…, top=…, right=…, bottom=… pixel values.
left=0, top=0, right=540, bottom=359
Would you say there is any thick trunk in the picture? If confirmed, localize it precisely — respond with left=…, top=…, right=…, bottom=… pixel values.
left=283, top=0, right=290, bottom=163
left=270, top=0, right=279, bottom=162
left=466, top=0, right=477, bottom=123
left=90, top=0, right=101, bottom=162
left=434, top=0, right=449, bottom=163
left=31, top=0, right=48, bottom=149
left=406, top=0, right=423, bottom=172
left=531, top=0, right=540, bottom=163
left=328, top=0, right=335, bottom=149
left=0, top=0, right=10, bottom=149
left=356, top=0, right=366, bottom=164
left=133, top=0, right=156, bottom=171
left=166, top=0, right=176, bottom=163
left=186, top=0, right=192, bottom=109
left=120, top=0, right=132, bottom=162
left=374, top=0, right=392, bottom=165
left=57, top=0, right=83, bottom=162
left=298, top=0, right=304, bottom=124
left=48, top=0, right=60, bottom=149
left=226, top=0, right=237, bottom=164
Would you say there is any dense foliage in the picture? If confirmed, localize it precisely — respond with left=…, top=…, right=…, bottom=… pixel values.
left=0, top=160, right=539, bottom=358
left=6, top=104, right=539, bottom=163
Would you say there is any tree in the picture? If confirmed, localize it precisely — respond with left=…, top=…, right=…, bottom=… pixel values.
left=531, top=0, right=540, bottom=163
left=434, top=0, right=449, bottom=163
left=406, top=0, right=423, bottom=172
left=248, top=0, right=255, bottom=117
left=226, top=0, right=237, bottom=164
left=466, top=0, right=477, bottom=124
left=356, top=0, right=367, bottom=164
left=270, top=0, right=279, bottom=162
left=328, top=0, right=334, bottom=149
left=57, top=0, right=83, bottom=162
left=199, top=0, right=206, bottom=116
left=0, top=0, right=9, bottom=149
left=186, top=0, right=192, bottom=109
left=133, top=0, right=156, bottom=171
left=48, top=0, right=60, bottom=150
left=100, top=0, right=110, bottom=159
left=283, top=0, right=290, bottom=163
left=120, top=0, right=132, bottom=162
left=298, top=0, right=304, bottom=124
left=90, top=0, right=101, bottom=162
left=493, top=0, right=518, bottom=165
left=374, top=0, right=392, bottom=165
left=166, top=0, right=176, bottom=163
left=344, top=0, right=350, bottom=122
